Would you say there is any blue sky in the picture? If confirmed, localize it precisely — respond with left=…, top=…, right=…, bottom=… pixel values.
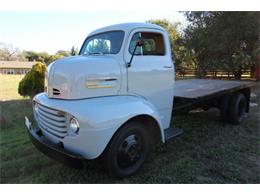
left=0, top=11, right=187, bottom=54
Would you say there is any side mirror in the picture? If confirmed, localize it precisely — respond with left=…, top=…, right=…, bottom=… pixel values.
left=127, top=38, right=144, bottom=68
left=136, top=38, right=144, bottom=47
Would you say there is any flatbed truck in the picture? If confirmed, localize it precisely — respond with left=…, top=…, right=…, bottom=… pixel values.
left=25, top=23, right=255, bottom=177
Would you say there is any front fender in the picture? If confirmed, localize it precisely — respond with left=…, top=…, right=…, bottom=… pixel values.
left=34, top=93, right=164, bottom=159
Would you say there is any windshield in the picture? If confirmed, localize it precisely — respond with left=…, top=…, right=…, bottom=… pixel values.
left=80, top=31, right=125, bottom=55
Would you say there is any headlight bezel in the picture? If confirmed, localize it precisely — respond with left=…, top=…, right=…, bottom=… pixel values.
left=68, top=116, right=80, bottom=135
left=33, top=101, right=39, bottom=112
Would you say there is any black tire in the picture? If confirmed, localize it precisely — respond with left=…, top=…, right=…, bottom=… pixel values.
left=219, top=95, right=231, bottom=122
left=228, top=93, right=247, bottom=125
left=105, top=122, right=151, bottom=178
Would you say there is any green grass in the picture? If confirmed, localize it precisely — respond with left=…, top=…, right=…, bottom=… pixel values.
left=0, top=74, right=27, bottom=100
left=0, top=77, right=259, bottom=183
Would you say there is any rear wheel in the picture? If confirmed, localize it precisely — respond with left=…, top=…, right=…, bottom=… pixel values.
left=228, top=93, right=247, bottom=125
left=105, top=122, right=151, bottom=177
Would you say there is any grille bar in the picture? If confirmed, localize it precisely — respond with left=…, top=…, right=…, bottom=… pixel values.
left=34, top=102, right=67, bottom=138
left=38, top=114, right=66, bottom=128
left=38, top=121, right=66, bottom=138
left=38, top=108, right=66, bottom=123
left=39, top=119, right=67, bottom=134
left=38, top=115, right=67, bottom=131
left=38, top=104, right=64, bottom=117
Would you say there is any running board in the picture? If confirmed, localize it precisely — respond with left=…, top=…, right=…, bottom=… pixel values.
left=164, top=127, right=183, bottom=141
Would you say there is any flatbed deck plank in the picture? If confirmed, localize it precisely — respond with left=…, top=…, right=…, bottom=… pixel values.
left=174, top=79, right=254, bottom=99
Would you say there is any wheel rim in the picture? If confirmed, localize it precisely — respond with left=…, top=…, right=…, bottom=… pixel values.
left=116, top=133, right=143, bottom=169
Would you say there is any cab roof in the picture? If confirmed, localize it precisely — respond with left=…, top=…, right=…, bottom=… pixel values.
left=88, top=22, right=166, bottom=37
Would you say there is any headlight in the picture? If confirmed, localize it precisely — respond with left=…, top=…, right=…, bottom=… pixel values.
left=34, top=102, right=39, bottom=111
left=68, top=117, right=79, bottom=135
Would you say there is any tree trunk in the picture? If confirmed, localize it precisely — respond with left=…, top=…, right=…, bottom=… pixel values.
left=233, top=70, right=242, bottom=80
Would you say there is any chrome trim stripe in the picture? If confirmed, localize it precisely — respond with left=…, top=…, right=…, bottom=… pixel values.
left=86, top=77, right=117, bottom=89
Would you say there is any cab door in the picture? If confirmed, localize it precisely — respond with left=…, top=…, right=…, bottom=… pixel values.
left=124, top=29, right=174, bottom=129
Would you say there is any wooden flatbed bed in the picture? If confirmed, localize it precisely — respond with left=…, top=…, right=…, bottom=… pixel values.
left=173, top=79, right=255, bottom=112
left=165, top=79, right=256, bottom=140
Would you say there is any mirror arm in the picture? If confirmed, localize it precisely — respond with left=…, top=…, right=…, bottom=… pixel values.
left=127, top=43, right=139, bottom=68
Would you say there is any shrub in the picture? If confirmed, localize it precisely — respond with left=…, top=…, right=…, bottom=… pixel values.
left=18, top=62, right=46, bottom=98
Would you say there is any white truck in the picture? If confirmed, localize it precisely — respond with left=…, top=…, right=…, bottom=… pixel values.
left=25, top=23, right=255, bottom=177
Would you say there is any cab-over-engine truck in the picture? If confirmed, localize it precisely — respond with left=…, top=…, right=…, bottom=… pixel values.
left=25, top=23, right=255, bottom=177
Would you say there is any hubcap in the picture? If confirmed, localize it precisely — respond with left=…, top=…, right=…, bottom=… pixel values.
left=117, top=134, right=143, bottom=169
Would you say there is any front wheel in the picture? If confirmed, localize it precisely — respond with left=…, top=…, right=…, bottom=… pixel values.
left=105, top=122, right=151, bottom=178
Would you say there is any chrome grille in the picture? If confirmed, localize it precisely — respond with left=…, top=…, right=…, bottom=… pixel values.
left=34, top=102, right=67, bottom=138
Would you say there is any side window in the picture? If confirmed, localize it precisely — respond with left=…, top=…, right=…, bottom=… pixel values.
left=129, top=32, right=165, bottom=56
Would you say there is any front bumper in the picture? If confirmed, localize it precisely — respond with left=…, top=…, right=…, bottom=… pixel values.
left=25, top=116, right=83, bottom=168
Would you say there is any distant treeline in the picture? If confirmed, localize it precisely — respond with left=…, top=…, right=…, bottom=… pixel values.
left=0, top=44, right=79, bottom=65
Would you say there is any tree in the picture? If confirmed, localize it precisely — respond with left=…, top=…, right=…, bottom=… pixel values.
left=70, top=46, right=79, bottom=56
left=25, top=51, right=51, bottom=64
left=18, top=62, right=46, bottom=98
left=184, top=11, right=259, bottom=79
left=38, top=52, right=51, bottom=63
left=25, top=50, right=70, bottom=65
left=56, top=50, right=70, bottom=57
left=25, top=51, right=38, bottom=61
left=0, top=42, right=27, bottom=61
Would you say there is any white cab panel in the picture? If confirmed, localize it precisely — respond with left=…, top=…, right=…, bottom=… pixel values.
left=48, top=55, right=121, bottom=99
left=124, top=28, right=175, bottom=129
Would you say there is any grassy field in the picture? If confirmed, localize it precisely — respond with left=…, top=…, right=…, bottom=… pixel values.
left=0, top=75, right=259, bottom=183
left=0, top=74, right=26, bottom=101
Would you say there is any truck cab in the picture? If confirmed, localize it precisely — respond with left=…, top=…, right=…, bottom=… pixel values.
left=26, top=23, right=174, bottom=177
